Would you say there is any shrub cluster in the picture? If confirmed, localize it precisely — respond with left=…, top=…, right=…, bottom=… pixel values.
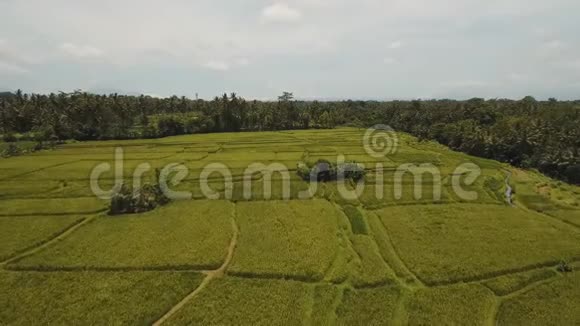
left=109, top=183, right=170, bottom=215
left=1, top=143, right=22, bottom=158
left=297, top=159, right=365, bottom=182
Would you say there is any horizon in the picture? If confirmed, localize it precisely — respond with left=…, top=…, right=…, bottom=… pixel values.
left=0, top=88, right=576, bottom=102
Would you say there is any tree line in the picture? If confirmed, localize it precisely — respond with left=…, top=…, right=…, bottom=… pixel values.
left=1, top=91, right=578, bottom=184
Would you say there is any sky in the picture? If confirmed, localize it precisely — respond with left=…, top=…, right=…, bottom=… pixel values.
left=1, top=0, right=579, bottom=100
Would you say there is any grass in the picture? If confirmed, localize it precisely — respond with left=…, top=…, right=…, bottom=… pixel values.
left=165, top=277, right=309, bottom=325
left=0, top=215, right=85, bottom=261
left=497, top=271, right=580, bottom=325
left=11, top=200, right=234, bottom=270
left=483, top=268, right=558, bottom=296
left=0, top=271, right=204, bottom=325
left=336, top=285, right=401, bottom=325
left=375, top=204, right=580, bottom=285
left=229, top=199, right=339, bottom=281
left=406, top=283, right=496, bottom=325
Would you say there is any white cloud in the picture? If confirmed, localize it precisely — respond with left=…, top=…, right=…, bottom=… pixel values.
left=543, top=40, right=565, bottom=50
left=203, top=60, right=230, bottom=71
left=59, top=43, right=103, bottom=58
left=0, top=62, right=29, bottom=74
left=383, top=57, right=397, bottom=64
left=235, top=58, right=250, bottom=66
left=440, top=80, right=489, bottom=88
left=261, top=3, right=302, bottom=23
left=389, top=41, right=403, bottom=49
left=0, top=39, right=32, bottom=74
left=508, top=72, right=528, bottom=82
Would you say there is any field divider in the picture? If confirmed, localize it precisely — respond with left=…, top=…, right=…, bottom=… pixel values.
left=0, top=159, right=83, bottom=181
left=373, top=212, right=425, bottom=288
left=152, top=202, right=239, bottom=325
left=329, top=286, right=345, bottom=325
left=4, top=265, right=218, bottom=273
left=390, top=288, right=413, bottom=326
left=0, top=215, right=97, bottom=266
left=364, top=200, right=505, bottom=210
left=428, top=257, right=580, bottom=288
left=0, top=208, right=108, bottom=217
left=488, top=274, right=562, bottom=326
left=0, top=217, right=85, bottom=263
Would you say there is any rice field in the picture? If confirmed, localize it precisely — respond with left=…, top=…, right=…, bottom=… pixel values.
left=1, top=128, right=579, bottom=324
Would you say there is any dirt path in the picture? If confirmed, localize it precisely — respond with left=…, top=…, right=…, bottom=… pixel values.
left=0, top=216, right=96, bottom=266
left=504, top=170, right=513, bottom=206
left=153, top=213, right=239, bottom=326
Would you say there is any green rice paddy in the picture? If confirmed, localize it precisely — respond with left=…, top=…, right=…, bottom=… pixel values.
left=1, top=128, right=579, bottom=324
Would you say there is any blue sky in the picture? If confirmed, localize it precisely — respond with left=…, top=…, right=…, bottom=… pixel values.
left=1, top=0, right=579, bottom=100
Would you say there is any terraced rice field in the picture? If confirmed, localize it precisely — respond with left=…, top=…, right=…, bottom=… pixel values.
left=1, top=128, right=579, bottom=324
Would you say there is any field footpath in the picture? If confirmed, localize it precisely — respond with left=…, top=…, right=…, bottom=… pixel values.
left=488, top=272, right=563, bottom=326
left=0, top=159, right=83, bottom=181
left=152, top=207, right=240, bottom=325
left=0, top=216, right=97, bottom=266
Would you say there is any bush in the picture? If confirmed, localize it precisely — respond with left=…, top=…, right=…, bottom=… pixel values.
left=2, top=143, right=22, bottom=157
left=297, top=159, right=365, bottom=182
left=109, top=182, right=170, bottom=215
left=3, top=132, right=17, bottom=142
left=556, top=260, right=573, bottom=273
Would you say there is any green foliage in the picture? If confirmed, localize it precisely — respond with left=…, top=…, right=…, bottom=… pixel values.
left=557, top=260, right=574, bottom=273
left=297, top=159, right=365, bottom=182
left=109, top=182, right=169, bottom=215
left=2, top=143, right=22, bottom=157
left=0, top=271, right=204, bottom=325
left=3, top=132, right=17, bottom=142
